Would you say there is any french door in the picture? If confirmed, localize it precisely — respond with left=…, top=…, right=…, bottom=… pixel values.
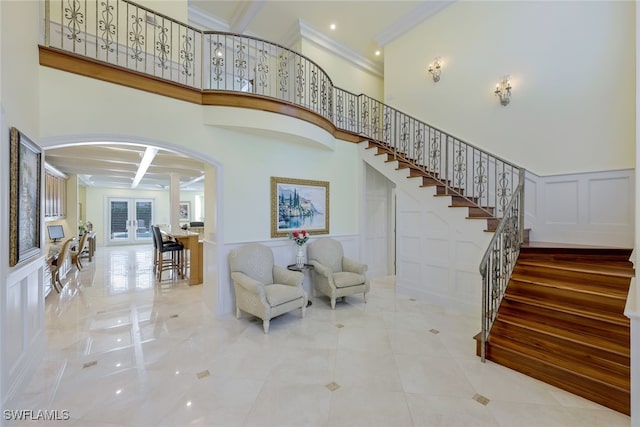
left=107, top=197, right=154, bottom=244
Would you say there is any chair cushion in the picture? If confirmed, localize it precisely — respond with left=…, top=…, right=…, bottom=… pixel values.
left=265, top=284, right=305, bottom=306
left=333, top=272, right=366, bottom=288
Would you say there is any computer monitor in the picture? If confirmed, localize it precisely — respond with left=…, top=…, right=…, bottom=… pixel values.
left=47, top=224, right=65, bottom=243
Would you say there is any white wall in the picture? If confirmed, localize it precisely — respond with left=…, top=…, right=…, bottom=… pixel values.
left=361, top=143, right=492, bottom=315
left=1, top=0, right=46, bottom=410
left=525, top=169, right=635, bottom=247
left=364, top=164, right=395, bottom=278
left=384, top=1, right=635, bottom=176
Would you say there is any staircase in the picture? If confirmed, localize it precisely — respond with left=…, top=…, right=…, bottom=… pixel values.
left=476, top=244, right=634, bottom=415
left=365, top=140, right=500, bottom=232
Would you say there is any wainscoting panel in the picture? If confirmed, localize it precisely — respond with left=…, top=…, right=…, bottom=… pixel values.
left=2, top=258, right=47, bottom=409
left=362, top=143, right=492, bottom=315
left=525, top=169, right=634, bottom=247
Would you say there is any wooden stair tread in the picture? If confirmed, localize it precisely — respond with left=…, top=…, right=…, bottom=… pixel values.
left=509, top=274, right=630, bottom=300
left=483, top=341, right=630, bottom=415
left=488, top=334, right=630, bottom=390
left=504, top=293, right=630, bottom=326
left=499, top=300, right=630, bottom=344
left=490, top=321, right=630, bottom=377
left=494, top=313, right=630, bottom=357
left=516, top=259, right=634, bottom=278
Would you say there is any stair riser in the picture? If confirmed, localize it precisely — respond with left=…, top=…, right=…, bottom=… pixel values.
left=500, top=301, right=630, bottom=344
left=490, top=321, right=630, bottom=375
left=508, top=280, right=627, bottom=313
left=482, top=344, right=630, bottom=415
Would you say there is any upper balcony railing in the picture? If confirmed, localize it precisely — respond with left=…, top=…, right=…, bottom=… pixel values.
left=44, top=0, right=525, bottom=355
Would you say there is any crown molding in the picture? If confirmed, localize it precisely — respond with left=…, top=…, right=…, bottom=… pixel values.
left=229, top=0, right=265, bottom=33
left=299, top=20, right=383, bottom=78
left=187, top=4, right=230, bottom=31
left=375, top=0, right=456, bottom=47
left=187, top=6, right=383, bottom=78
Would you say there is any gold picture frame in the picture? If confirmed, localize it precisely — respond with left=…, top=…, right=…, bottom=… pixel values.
left=271, top=176, right=329, bottom=238
left=9, top=127, right=42, bottom=267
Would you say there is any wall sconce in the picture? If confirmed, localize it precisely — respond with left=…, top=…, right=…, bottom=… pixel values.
left=427, top=57, right=442, bottom=82
left=494, top=75, right=512, bottom=106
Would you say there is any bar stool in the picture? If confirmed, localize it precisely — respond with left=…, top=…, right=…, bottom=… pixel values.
left=151, top=225, right=184, bottom=281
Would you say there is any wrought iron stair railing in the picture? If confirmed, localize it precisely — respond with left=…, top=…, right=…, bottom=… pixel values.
left=44, top=0, right=525, bottom=359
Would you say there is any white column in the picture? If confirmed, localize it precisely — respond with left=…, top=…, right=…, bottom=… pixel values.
left=170, top=172, right=180, bottom=232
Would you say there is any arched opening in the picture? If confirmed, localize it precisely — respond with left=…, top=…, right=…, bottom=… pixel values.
left=40, top=134, right=225, bottom=314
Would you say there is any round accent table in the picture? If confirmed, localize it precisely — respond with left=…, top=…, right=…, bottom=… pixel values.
left=287, top=263, right=314, bottom=307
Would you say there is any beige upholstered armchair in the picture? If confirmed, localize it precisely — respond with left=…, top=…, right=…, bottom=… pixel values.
left=229, top=243, right=308, bottom=333
left=307, top=237, right=369, bottom=309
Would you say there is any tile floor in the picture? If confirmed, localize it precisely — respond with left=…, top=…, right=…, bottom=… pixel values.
left=7, top=245, right=631, bottom=426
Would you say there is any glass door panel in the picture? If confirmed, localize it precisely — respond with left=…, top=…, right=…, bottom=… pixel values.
left=107, top=197, right=154, bottom=244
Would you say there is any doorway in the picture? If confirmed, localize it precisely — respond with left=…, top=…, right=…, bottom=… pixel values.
left=106, top=197, right=154, bottom=244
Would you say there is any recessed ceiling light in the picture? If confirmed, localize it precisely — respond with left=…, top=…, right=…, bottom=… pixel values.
left=330, top=23, right=336, bottom=30
left=375, top=50, right=381, bottom=56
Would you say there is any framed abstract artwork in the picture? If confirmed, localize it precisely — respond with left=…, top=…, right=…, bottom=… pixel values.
left=179, top=201, right=191, bottom=221
left=271, top=176, right=329, bottom=238
left=9, top=127, right=42, bottom=266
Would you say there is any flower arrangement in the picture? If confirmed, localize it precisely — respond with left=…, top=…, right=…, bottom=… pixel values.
left=289, top=229, right=309, bottom=246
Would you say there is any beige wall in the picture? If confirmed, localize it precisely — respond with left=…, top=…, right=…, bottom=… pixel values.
left=301, top=39, right=383, bottom=100
left=384, top=0, right=635, bottom=175
left=39, top=67, right=361, bottom=244
left=1, top=0, right=45, bottom=409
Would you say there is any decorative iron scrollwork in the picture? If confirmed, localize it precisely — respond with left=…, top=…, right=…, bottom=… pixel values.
left=180, top=33, right=194, bottom=76
left=295, top=62, right=305, bottom=101
left=454, top=146, right=466, bottom=188
left=156, top=25, right=170, bottom=70
left=320, top=77, right=328, bottom=114
left=98, top=1, right=115, bottom=52
left=129, top=14, right=145, bottom=62
left=382, top=108, right=391, bottom=144
left=310, top=69, right=318, bottom=106
left=278, top=53, right=289, bottom=97
left=348, top=98, right=356, bottom=128
left=429, top=132, right=441, bottom=172
left=474, top=159, right=487, bottom=199
left=64, top=0, right=84, bottom=43
left=496, top=172, right=512, bottom=213
left=414, top=128, right=424, bottom=164
left=336, top=93, right=344, bottom=125
left=399, top=121, right=409, bottom=154
left=361, top=99, right=370, bottom=134
left=234, top=42, right=247, bottom=84
left=211, top=42, right=225, bottom=82
left=371, top=103, right=380, bottom=141
left=256, top=49, right=269, bottom=88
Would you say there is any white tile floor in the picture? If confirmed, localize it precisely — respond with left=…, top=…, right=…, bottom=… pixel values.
left=7, top=245, right=631, bottom=426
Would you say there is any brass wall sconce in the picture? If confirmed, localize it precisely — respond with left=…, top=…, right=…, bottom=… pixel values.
left=494, top=75, right=512, bottom=106
left=427, top=57, right=442, bottom=82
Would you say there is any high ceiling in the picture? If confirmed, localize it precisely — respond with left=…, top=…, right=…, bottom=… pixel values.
left=189, top=0, right=454, bottom=73
left=44, top=1, right=454, bottom=191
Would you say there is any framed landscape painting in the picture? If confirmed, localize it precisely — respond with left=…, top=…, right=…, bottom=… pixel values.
left=9, top=127, right=42, bottom=267
left=271, top=176, right=329, bottom=238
